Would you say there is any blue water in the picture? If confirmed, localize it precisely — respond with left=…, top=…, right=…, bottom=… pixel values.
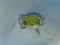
left=0, top=0, right=60, bottom=45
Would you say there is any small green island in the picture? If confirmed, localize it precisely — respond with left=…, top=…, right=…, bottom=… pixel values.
left=21, top=15, right=41, bottom=27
